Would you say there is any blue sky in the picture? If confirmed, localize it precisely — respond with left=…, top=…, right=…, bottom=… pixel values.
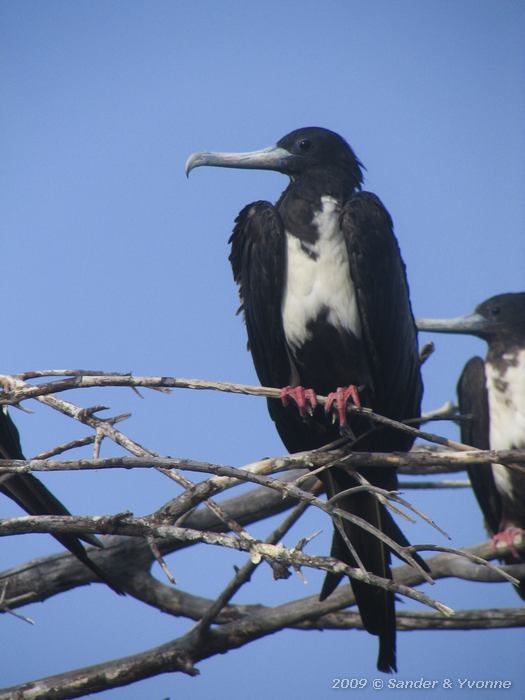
left=1, top=1, right=524, bottom=697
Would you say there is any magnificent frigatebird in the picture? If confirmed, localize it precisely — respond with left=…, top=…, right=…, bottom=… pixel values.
left=0, top=406, right=121, bottom=593
left=186, top=127, right=425, bottom=672
left=418, top=292, right=525, bottom=597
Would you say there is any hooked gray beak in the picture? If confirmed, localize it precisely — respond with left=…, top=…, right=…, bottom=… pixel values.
left=417, top=313, right=489, bottom=336
left=185, top=144, right=294, bottom=177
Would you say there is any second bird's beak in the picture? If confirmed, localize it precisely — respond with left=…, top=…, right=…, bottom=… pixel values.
left=417, top=313, right=488, bottom=336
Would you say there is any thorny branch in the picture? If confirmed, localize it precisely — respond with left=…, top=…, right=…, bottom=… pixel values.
left=1, top=369, right=524, bottom=699
left=1, top=371, right=468, bottom=450
left=1, top=538, right=524, bottom=700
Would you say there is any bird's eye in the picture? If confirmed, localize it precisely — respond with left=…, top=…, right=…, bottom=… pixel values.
left=298, top=139, right=312, bottom=151
left=490, top=306, right=501, bottom=316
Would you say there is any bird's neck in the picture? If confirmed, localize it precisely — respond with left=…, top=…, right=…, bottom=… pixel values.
left=277, top=169, right=358, bottom=244
left=289, top=167, right=358, bottom=199
left=487, top=338, right=525, bottom=365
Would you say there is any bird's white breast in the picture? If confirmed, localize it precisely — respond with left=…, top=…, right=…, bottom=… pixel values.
left=282, top=195, right=361, bottom=350
left=486, top=348, right=525, bottom=498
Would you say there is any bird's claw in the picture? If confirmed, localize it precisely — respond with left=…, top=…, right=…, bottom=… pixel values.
left=324, top=385, right=361, bottom=427
left=280, top=386, right=318, bottom=418
left=491, top=527, right=524, bottom=559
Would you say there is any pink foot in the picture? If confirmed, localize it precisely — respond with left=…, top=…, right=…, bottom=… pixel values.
left=280, top=386, right=318, bottom=418
left=491, top=527, right=524, bottom=559
left=325, top=385, right=361, bottom=427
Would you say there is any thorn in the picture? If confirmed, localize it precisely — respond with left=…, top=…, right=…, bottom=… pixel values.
left=92, top=428, right=104, bottom=459
left=294, top=529, right=323, bottom=553
left=293, top=567, right=308, bottom=584
left=11, top=403, right=34, bottom=415
left=419, top=341, right=435, bottom=365
left=148, top=537, right=177, bottom=584
left=271, top=562, right=292, bottom=580
left=112, top=412, right=132, bottom=424
left=78, top=405, right=110, bottom=420
left=0, top=582, right=35, bottom=625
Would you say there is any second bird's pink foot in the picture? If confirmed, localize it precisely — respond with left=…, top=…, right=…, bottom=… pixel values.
left=491, top=527, right=524, bottom=559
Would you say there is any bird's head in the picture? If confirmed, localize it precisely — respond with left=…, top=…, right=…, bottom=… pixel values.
left=185, top=127, right=364, bottom=187
left=474, top=293, right=525, bottom=340
left=417, top=292, right=525, bottom=342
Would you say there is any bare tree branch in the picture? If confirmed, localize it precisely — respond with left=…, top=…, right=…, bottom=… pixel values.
left=0, top=470, right=316, bottom=606
left=32, top=413, right=131, bottom=459
left=1, top=571, right=523, bottom=700
left=0, top=372, right=482, bottom=451
left=2, top=369, right=525, bottom=698
left=399, top=479, right=470, bottom=489
left=2, top=450, right=525, bottom=480
left=193, top=492, right=318, bottom=635
left=0, top=459, right=435, bottom=581
left=297, top=608, right=525, bottom=631
left=0, top=513, right=457, bottom=613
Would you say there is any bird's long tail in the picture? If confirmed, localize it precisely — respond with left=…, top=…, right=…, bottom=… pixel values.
left=319, top=467, right=427, bottom=673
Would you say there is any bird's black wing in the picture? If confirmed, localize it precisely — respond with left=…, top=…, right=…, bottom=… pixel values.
left=458, top=356, right=525, bottom=599
left=457, top=357, right=501, bottom=535
left=229, top=202, right=291, bottom=388
left=229, top=201, right=335, bottom=452
left=0, top=404, right=24, bottom=460
left=0, top=407, right=122, bottom=593
left=341, top=191, right=423, bottom=448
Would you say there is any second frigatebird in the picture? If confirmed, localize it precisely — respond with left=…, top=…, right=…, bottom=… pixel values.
left=186, top=127, right=425, bottom=672
left=418, top=292, right=525, bottom=597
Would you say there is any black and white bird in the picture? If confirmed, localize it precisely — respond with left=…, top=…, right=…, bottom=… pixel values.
left=186, top=127, right=425, bottom=672
left=0, top=406, right=121, bottom=593
left=418, top=292, right=525, bottom=597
